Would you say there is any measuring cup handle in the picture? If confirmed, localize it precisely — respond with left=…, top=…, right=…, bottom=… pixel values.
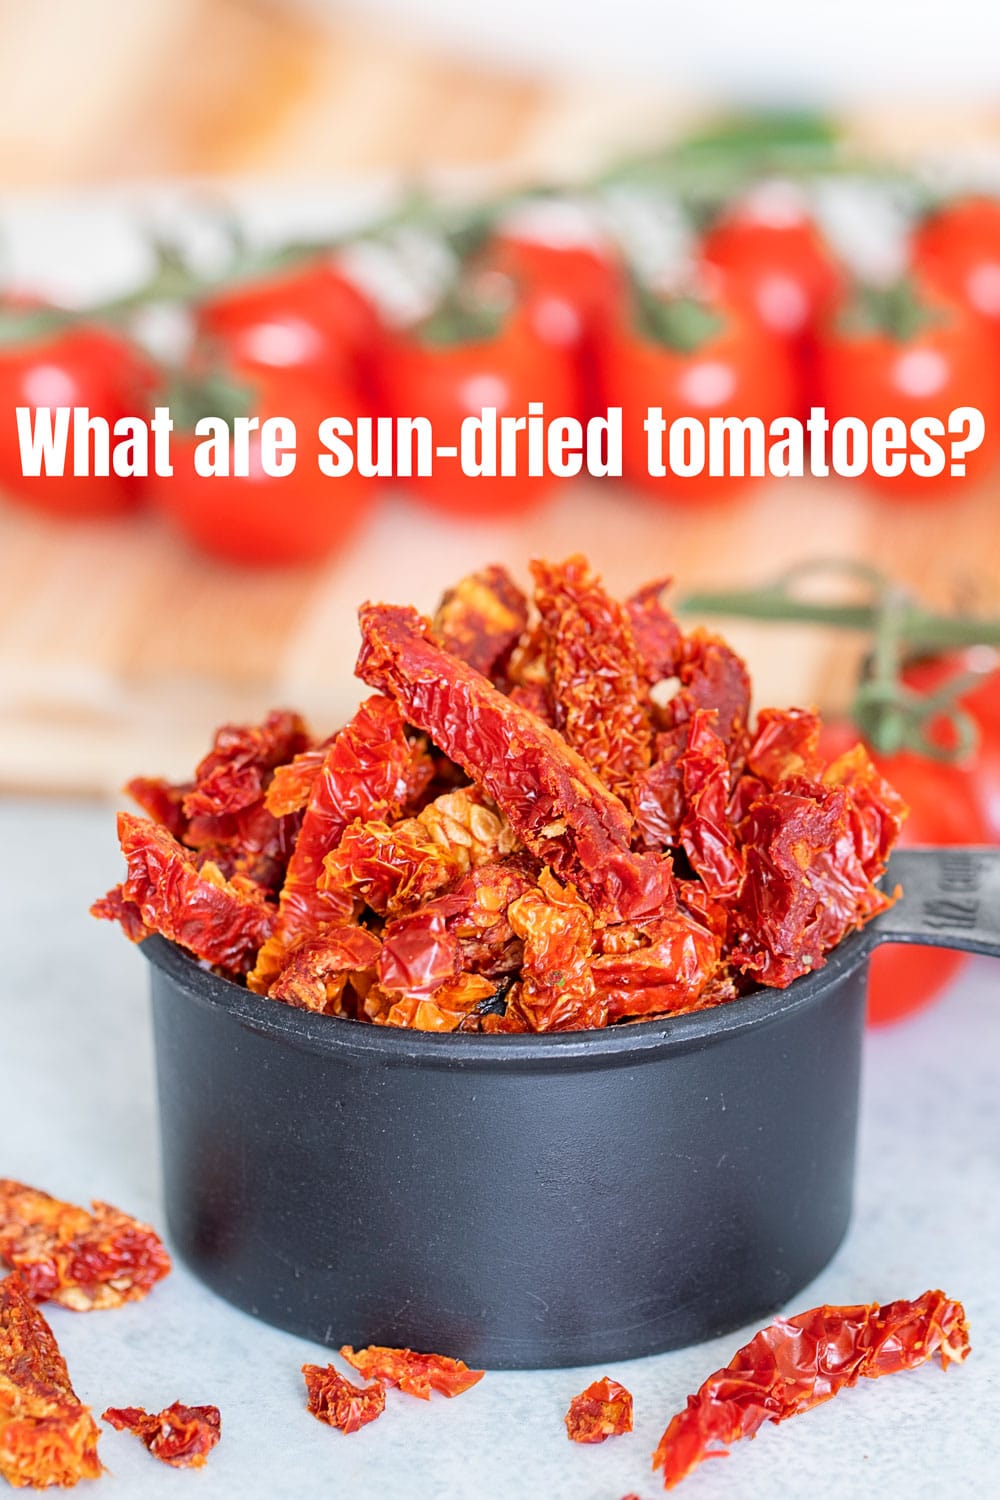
left=874, top=846, right=1000, bottom=958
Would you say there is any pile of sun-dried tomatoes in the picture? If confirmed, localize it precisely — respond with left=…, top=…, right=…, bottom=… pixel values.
left=94, top=554, right=907, bottom=1032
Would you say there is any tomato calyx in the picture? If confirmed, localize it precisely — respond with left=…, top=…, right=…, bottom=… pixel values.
left=160, top=360, right=260, bottom=433
left=835, top=277, right=945, bottom=343
left=0, top=301, right=86, bottom=350
left=630, top=278, right=725, bottom=354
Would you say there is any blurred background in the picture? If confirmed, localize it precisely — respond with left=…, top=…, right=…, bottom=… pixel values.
left=1, top=1, right=998, bottom=1024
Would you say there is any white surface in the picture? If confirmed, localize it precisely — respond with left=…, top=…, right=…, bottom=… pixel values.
left=1, top=795, right=998, bottom=1499
left=322, top=0, right=1000, bottom=101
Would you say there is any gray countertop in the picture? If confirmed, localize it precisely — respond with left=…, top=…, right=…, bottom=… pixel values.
left=2, top=797, right=997, bottom=1500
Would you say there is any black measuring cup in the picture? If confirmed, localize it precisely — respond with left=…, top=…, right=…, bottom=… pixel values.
left=142, top=844, right=1000, bottom=1369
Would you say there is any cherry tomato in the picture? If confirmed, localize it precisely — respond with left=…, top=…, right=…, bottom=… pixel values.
left=900, top=649, right=1000, bottom=842
left=814, top=282, right=1000, bottom=498
left=194, top=258, right=380, bottom=399
left=911, top=197, right=1000, bottom=337
left=0, top=313, right=156, bottom=518
left=701, top=197, right=842, bottom=344
left=821, top=720, right=984, bottom=1025
left=376, top=303, right=578, bottom=520
left=598, top=288, right=796, bottom=503
left=476, top=232, right=625, bottom=418
left=150, top=367, right=371, bottom=567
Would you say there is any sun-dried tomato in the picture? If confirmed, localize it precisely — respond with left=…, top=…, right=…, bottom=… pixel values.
left=268, top=926, right=381, bottom=1014
left=324, top=787, right=517, bottom=920
left=652, top=1291, right=970, bottom=1489
left=339, top=1345, right=484, bottom=1400
left=97, top=813, right=276, bottom=972
left=183, top=710, right=309, bottom=819
left=531, top=555, right=652, bottom=803
left=356, top=603, right=673, bottom=921
left=507, top=869, right=605, bottom=1031
left=0, top=1271, right=103, bottom=1489
left=565, top=1376, right=634, bottom=1443
left=302, top=1365, right=386, bottom=1433
left=592, top=908, right=722, bottom=1021
left=367, top=973, right=499, bottom=1031
left=432, top=564, right=529, bottom=680
left=377, top=857, right=534, bottom=997
left=249, top=695, right=414, bottom=991
left=665, top=629, right=751, bottom=756
left=89, top=885, right=150, bottom=943
left=626, top=579, right=682, bottom=684
left=0, top=1180, right=171, bottom=1312
left=102, top=1403, right=221, bottom=1469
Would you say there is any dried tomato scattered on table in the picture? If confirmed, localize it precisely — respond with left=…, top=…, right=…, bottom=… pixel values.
left=339, top=1345, right=484, bottom=1400
left=565, top=1376, right=634, bottom=1443
left=95, top=557, right=907, bottom=1031
left=0, top=1271, right=102, bottom=1489
left=302, top=1365, right=386, bottom=1434
left=102, top=1403, right=221, bottom=1469
left=0, top=1180, right=171, bottom=1312
left=652, top=1290, right=970, bottom=1489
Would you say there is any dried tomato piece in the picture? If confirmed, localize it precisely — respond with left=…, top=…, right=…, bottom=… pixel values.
left=745, top=707, right=823, bottom=785
left=0, top=1271, right=102, bottom=1489
left=356, top=604, right=673, bottom=920
left=102, top=813, right=275, bottom=972
left=339, top=1346, right=484, bottom=1400
left=652, top=1291, right=970, bottom=1489
left=125, top=776, right=191, bottom=838
left=377, top=858, right=534, bottom=999
left=565, top=1376, right=634, bottom=1443
left=268, top=926, right=381, bottom=1014
left=90, top=885, right=150, bottom=943
left=182, top=709, right=308, bottom=818
left=432, top=564, right=529, bottom=679
left=730, top=776, right=892, bottom=987
left=823, top=742, right=908, bottom=878
left=367, top=973, right=499, bottom=1031
left=592, top=908, right=721, bottom=1021
left=102, top=1403, right=221, bottom=1469
left=302, top=1365, right=385, bottom=1433
left=265, top=742, right=331, bottom=817
left=249, top=696, right=414, bottom=992
left=531, top=555, right=652, bottom=803
left=507, top=870, right=605, bottom=1031
left=665, top=629, right=751, bottom=755
left=0, top=1180, right=171, bottom=1312
left=626, top=578, right=682, bottom=683
left=325, top=787, right=517, bottom=919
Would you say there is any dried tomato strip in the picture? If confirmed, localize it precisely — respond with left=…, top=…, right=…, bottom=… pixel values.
left=0, top=1271, right=102, bottom=1489
left=102, top=1403, right=220, bottom=1469
left=182, top=709, right=308, bottom=818
left=0, top=1180, right=171, bottom=1312
left=339, top=1345, right=484, bottom=1400
left=356, top=604, right=673, bottom=920
left=432, top=564, right=529, bottom=679
left=565, top=1377, right=634, bottom=1443
left=107, top=813, right=275, bottom=971
left=664, top=629, right=751, bottom=754
left=626, top=579, right=682, bottom=683
left=302, top=1365, right=385, bottom=1433
left=531, top=555, right=652, bottom=803
left=268, top=927, right=381, bottom=1014
left=652, top=1291, right=970, bottom=1489
left=249, top=695, right=414, bottom=992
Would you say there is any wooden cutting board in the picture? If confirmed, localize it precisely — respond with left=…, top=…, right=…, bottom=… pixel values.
left=3, top=476, right=996, bottom=795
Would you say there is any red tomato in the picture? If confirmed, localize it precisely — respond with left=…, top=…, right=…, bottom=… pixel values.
left=476, top=233, right=625, bottom=421
left=0, top=315, right=156, bottom=518
left=150, top=368, right=371, bottom=567
left=814, top=283, right=1000, bottom=497
left=701, top=200, right=842, bottom=344
left=376, top=304, right=578, bottom=520
left=900, top=649, right=1000, bottom=843
left=912, top=197, right=1000, bottom=335
left=194, top=259, right=380, bottom=399
left=598, top=290, right=796, bottom=503
left=821, top=720, right=984, bottom=1025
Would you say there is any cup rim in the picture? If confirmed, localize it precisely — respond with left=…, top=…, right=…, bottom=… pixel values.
left=141, top=923, right=871, bottom=1070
